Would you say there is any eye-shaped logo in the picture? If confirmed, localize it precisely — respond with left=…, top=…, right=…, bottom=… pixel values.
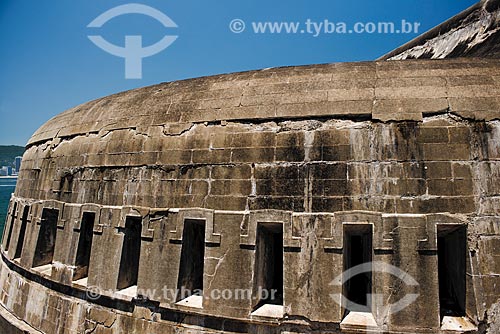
left=87, top=3, right=178, bottom=79
left=330, top=261, right=420, bottom=318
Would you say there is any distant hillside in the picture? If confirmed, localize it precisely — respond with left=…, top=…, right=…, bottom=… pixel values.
left=0, top=145, right=25, bottom=167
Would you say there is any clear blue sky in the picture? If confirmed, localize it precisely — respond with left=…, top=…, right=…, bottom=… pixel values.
left=0, top=0, right=478, bottom=146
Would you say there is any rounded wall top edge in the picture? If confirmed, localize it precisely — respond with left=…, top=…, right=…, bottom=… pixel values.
left=27, top=58, right=500, bottom=147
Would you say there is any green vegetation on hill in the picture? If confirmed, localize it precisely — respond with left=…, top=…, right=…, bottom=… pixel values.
left=0, top=145, right=25, bottom=167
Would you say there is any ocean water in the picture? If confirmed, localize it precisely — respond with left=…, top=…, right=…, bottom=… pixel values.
left=0, top=178, right=17, bottom=233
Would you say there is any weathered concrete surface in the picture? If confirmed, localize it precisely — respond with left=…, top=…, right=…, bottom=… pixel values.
left=381, top=0, right=500, bottom=60
left=28, top=58, right=500, bottom=148
left=0, top=58, right=499, bottom=334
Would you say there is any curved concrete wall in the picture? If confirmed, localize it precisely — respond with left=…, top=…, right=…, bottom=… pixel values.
left=0, top=59, right=499, bottom=333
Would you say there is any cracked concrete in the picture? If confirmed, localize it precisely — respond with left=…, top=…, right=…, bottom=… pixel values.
left=204, top=249, right=230, bottom=292
left=381, top=0, right=500, bottom=60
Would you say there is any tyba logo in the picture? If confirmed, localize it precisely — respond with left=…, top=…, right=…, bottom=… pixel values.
left=330, top=261, right=420, bottom=316
left=88, top=3, right=178, bottom=79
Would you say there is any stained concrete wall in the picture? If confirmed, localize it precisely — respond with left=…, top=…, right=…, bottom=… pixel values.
left=15, top=116, right=500, bottom=214
left=0, top=59, right=499, bottom=333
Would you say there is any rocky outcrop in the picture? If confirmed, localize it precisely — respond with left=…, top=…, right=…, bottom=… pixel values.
left=381, top=0, right=500, bottom=60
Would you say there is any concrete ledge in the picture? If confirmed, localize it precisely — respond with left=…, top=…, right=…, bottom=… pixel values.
left=175, top=295, right=203, bottom=309
left=441, top=316, right=477, bottom=332
left=251, top=304, right=284, bottom=319
left=340, top=311, right=378, bottom=331
left=0, top=302, right=43, bottom=334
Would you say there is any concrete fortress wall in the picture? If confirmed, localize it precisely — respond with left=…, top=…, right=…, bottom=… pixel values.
left=0, top=58, right=500, bottom=333
left=380, top=0, right=500, bottom=60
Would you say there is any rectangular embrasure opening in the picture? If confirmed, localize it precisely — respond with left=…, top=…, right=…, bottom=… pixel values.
left=4, top=202, right=17, bottom=251
left=73, top=212, right=96, bottom=281
left=177, top=219, right=206, bottom=301
left=14, top=206, right=30, bottom=259
left=33, top=208, right=59, bottom=268
left=253, top=222, right=284, bottom=309
left=438, top=225, right=466, bottom=318
left=343, top=224, right=372, bottom=314
left=117, top=216, right=142, bottom=290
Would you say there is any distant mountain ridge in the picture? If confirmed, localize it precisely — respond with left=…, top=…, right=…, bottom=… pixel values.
left=0, top=145, right=25, bottom=167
